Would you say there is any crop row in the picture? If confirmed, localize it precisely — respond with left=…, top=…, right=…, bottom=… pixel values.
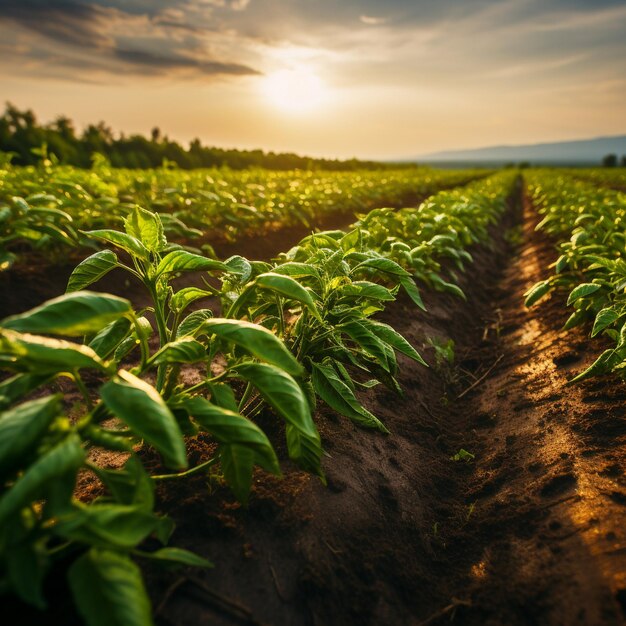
left=0, top=171, right=516, bottom=625
left=0, top=162, right=487, bottom=270
left=525, top=171, right=626, bottom=381
left=563, top=167, right=626, bottom=191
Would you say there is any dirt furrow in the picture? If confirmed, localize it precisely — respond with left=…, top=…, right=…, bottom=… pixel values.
left=440, top=189, right=626, bottom=625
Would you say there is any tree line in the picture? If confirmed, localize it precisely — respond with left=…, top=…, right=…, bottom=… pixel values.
left=0, top=103, right=408, bottom=171
left=602, top=154, right=626, bottom=167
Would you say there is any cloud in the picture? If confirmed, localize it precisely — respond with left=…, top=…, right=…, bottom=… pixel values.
left=360, top=15, right=387, bottom=25
left=0, top=0, right=113, bottom=49
left=114, top=47, right=258, bottom=75
left=0, top=0, right=624, bottom=97
left=0, top=0, right=259, bottom=79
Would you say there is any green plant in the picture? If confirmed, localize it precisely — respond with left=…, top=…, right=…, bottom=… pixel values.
left=0, top=161, right=486, bottom=269
left=525, top=172, right=626, bottom=381
left=451, top=448, right=475, bottom=462
left=428, top=336, right=456, bottom=368
left=0, top=207, right=324, bottom=625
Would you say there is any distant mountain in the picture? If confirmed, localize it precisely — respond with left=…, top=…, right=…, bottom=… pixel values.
left=412, top=135, right=626, bottom=165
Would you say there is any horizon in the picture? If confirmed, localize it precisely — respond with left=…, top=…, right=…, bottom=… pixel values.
left=2, top=0, right=626, bottom=160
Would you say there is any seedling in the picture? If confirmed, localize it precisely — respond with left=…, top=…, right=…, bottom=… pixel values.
left=451, top=448, right=475, bottom=462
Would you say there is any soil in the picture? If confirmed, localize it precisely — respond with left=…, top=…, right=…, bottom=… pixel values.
left=3, top=181, right=626, bottom=625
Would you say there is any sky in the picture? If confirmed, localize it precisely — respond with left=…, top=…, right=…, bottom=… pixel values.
left=1, top=0, right=625, bottom=159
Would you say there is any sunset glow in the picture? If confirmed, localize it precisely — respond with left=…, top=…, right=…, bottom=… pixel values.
left=261, top=69, right=330, bottom=115
left=0, top=1, right=624, bottom=158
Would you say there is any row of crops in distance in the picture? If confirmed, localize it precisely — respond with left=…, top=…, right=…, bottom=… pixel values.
left=0, top=170, right=517, bottom=625
left=0, top=161, right=489, bottom=270
left=525, top=171, right=626, bottom=381
left=560, top=167, right=626, bottom=191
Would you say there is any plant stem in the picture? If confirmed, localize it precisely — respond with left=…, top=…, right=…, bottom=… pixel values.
left=238, top=381, right=254, bottom=411
left=152, top=457, right=218, bottom=481
left=162, top=364, right=181, bottom=400
left=72, top=372, right=93, bottom=410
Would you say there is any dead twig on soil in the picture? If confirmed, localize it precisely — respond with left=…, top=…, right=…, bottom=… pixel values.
left=181, top=575, right=264, bottom=625
left=268, top=556, right=289, bottom=603
left=324, top=539, right=343, bottom=555
left=155, top=576, right=187, bottom=616
left=416, top=598, right=472, bottom=626
left=459, top=367, right=479, bottom=381
left=419, top=399, right=438, bottom=420
left=457, top=355, right=504, bottom=399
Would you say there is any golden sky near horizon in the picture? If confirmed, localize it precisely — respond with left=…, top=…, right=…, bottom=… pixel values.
left=1, top=0, right=625, bottom=159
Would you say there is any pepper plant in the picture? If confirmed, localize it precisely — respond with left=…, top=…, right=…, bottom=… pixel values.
left=525, top=172, right=626, bottom=381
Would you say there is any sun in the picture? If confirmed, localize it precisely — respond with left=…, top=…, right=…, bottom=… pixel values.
left=261, top=69, right=329, bottom=114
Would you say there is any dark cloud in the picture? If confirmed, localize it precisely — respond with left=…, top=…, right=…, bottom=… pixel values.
left=114, top=48, right=258, bottom=75
left=0, top=0, right=259, bottom=78
left=0, top=0, right=112, bottom=48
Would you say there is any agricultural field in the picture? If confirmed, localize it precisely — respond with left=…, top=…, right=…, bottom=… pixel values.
left=0, top=162, right=485, bottom=272
left=0, top=161, right=625, bottom=626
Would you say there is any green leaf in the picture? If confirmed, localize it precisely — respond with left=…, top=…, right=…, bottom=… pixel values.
left=234, top=363, right=322, bottom=474
left=139, top=547, right=213, bottom=568
left=101, top=371, right=187, bottom=470
left=220, top=445, right=255, bottom=503
left=124, top=206, right=166, bottom=253
left=0, top=434, right=85, bottom=525
left=563, top=308, right=588, bottom=330
left=0, top=329, right=106, bottom=373
left=5, top=536, right=47, bottom=609
left=339, top=281, right=395, bottom=302
left=570, top=348, right=623, bottom=383
left=362, top=319, right=428, bottom=366
left=273, top=262, right=321, bottom=280
left=156, top=250, right=229, bottom=276
left=67, top=251, right=119, bottom=292
left=284, top=424, right=325, bottom=479
left=555, top=254, right=569, bottom=274
left=68, top=549, right=152, bottom=626
left=113, top=336, right=139, bottom=363
left=149, top=338, right=206, bottom=367
left=592, top=308, right=619, bottom=337
left=84, top=424, right=135, bottom=453
left=431, top=276, right=466, bottom=301
left=254, top=273, right=321, bottom=319
left=1, top=291, right=132, bottom=337
left=0, top=395, right=62, bottom=475
left=83, top=229, right=149, bottom=260
left=89, top=456, right=154, bottom=510
left=224, top=255, right=252, bottom=281
left=567, top=283, right=602, bottom=306
left=352, top=256, right=410, bottom=278
left=201, top=319, right=304, bottom=377
left=170, top=287, right=213, bottom=314
left=89, top=317, right=132, bottom=359
left=400, top=276, right=426, bottom=310
left=176, top=309, right=213, bottom=338
left=0, top=373, right=51, bottom=410
left=524, top=280, right=551, bottom=307
left=340, top=321, right=395, bottom=372
left=56, top=503, right=163, bottom=550
left=311, top=362, right=389, bottom=433
left=183, top=397, right=279, bottom=474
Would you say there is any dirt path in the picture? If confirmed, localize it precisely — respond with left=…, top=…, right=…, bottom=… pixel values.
left=435, top=191, right=626, bottom=625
